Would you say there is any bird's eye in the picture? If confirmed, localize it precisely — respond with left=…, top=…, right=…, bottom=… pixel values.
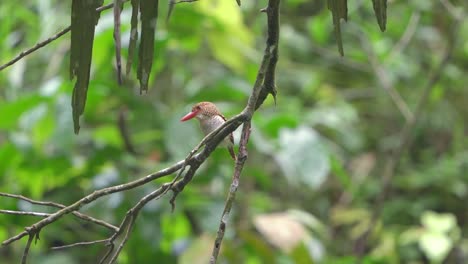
left=195, top=106, right=201, bottom=110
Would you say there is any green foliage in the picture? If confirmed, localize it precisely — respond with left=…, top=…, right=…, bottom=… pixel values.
left=0, top=0, right=467, bottom=263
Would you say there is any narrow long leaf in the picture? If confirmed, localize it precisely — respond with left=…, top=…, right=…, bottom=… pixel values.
left=114, top=0, right=123, bottom=84
left=138, top=0, right=159, bottom=93
left=70, top=0, right=103, bottom=134
left=126, top=0, right=140, bottom=75
left=327, top=0, right=348, bottom=56
left=372, top=0, right=387, bottom=32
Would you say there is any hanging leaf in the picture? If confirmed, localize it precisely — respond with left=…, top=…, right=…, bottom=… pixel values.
left=113, top=0, right=123, bottom=84
left=166, top=0, right=175, bottom=23
left=372, top=0, right=387, bottom=32
left=126, top=0, right=140, bottom=75
left=70, top=0, right=104, bottom=134
left=327, top=0, right=348, bottom=56
left=138, top=0, right=159, bottom=93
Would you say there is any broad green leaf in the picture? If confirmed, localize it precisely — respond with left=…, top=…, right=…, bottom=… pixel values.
left=419, top=232, right=451, bottom=262
left=70, top=0, right=104, bottom=134
left=308, top=14, right=331, bottom=45
left=262, top=114, right=299, bottom=138
left=372, top=0, right=387, bottom=32
left=275, top=126, right=330, bottom=189
left=93, top=125, right=122, bottom=148
left=198, top=0, right=253, bottom=73
left=0, top=95, right=46, bottom=129
left=421, top=211, right=457, bottom=234
left=290, top=242, right=315, bottom=264
left=327, top=0, right=347, bottom=56
left=138, top=0, right=159, bottom=93
left=0, top=143, right=22, bottom=177
left=160, top=213, right=191, bottom=253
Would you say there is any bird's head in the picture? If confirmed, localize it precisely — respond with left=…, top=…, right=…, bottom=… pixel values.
left=180, top=102, right=221, bottom=122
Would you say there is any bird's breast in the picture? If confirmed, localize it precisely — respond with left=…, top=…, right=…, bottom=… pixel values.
left=200, top=115, right=225, bottom=136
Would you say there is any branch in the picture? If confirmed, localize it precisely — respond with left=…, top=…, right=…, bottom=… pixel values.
left=51, top=239, right=109, bottom=250
left=0, top=210, right=50, bottom=218
left=351, top=23, right=414, bottom=121
left=0, top=2, right=122, bottom=72
left=1, top=0, right=281, bottom=262
left=101, top=183, right=171, bottom=263
left=1, top=158, right=187, bottom=247
left=21, top=235, right=34, bottom=264
left=354, top=12, right=464, bottom=258
left=210, top=122, right=251, bottom=263
left=0, top=192, right=118, bottom=232
left=210, top=1, right=280, bottom=262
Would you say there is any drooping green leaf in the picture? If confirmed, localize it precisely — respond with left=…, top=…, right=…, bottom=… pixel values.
left=126, top=0, right=140, bottom=75
left=70, top=0, right=104, bottom=134
left=372, top=0, right=387, bottom=32
left=138, top=0, right=159, bottom=93
left=327, top=0, right=348, bottom=56
left=113, top=0, right=123, bottom=84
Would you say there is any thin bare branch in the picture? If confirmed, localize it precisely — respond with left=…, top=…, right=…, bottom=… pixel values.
left=351, top=23, right=414, bottom=121
left=0, top=192, right=118, bottom=232
left=175, top=0, right=198, bottom=4
left=1, top=158, right=186, bottom=247
left=21, top=235, right=34, bottom=264
left=389, top=12, right=420, bottom=59
left=0, top=210, right=50, bottom=218
left=51, top=239, right=109, bottom=250
left=101, top=183, right=171, bottom=263
left=211, top=122, right=251, bottom=263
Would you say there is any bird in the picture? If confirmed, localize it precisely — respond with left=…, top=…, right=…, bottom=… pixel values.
left=180, top=102, right=236, bottom=160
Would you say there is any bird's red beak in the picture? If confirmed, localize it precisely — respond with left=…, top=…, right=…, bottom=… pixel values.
left=180, top=110, right=198, bottom=121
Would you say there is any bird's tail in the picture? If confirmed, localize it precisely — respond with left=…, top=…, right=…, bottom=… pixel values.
left=228, top=146, right=236, bottom=161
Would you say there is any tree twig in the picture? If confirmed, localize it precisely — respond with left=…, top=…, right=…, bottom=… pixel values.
left=1, top=158, right=188, bottom=247
left=21, top=235, right=34, bottom=264
left=210, top=122, right=251, bottom=263
left=0, top=210, right=50, bottom=218
left=1, top=0, right=280, bottom=262
left=351, top=22, right=414, bottom=122
left=0, top=192, right=118, bottom=232
left=51, top=239, right=109, bottom=250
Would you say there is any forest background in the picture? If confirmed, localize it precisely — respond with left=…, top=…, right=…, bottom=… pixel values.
left=0, top=0, right=467, bottom=263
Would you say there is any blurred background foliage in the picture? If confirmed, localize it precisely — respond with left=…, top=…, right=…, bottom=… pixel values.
left=0, top=0, right=467, bottom=263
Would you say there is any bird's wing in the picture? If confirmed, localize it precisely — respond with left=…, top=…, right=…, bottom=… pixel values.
left=220, top=114, right=236, bottom=160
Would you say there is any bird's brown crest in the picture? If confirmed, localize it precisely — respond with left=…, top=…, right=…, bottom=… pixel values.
left=192, top=102, right=225, bottom=119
